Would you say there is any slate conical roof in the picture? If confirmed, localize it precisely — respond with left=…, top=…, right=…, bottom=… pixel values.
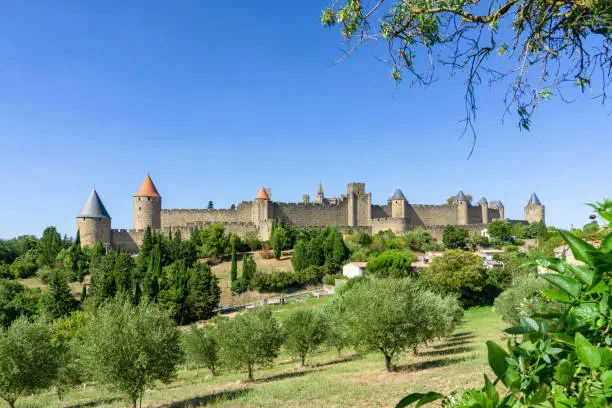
left=390, top=188, right=407, bottom=201
left=478, top=197, right=488, bottom=205
left=78, top=189, right=111, bottom=219
left=134, top=174, right=161, bottom=198
left=527, top=193, right=542, bottom=206
left=490, top=200, right=504, bottom=209
left=455, top=190, right=468, bottom=202
left=256, top=187, right=270, bottom=200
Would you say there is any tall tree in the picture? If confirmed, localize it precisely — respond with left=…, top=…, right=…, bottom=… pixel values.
left=442, top=225, right=470, bottom=249
left=186, top=263, right=221, bottom=321
left=44, top=271, right=78, bottom=320
left=207, top=201, right=214, bottom=210
left=321, top=1, right=611, bottom=145
left=230, top=246, right=238, bottom=283
left=38, top=226, right=63, bottom=267
left=283, top=309, right=328, bottom=366
left=183, top=325, right=218, bottom=376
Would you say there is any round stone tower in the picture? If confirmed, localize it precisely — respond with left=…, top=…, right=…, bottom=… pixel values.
left=390, top=188, right=408, bottom=219
left=478, top=197, right=489, bottom=224
left=134, top=174, right=162, bottom=230
left=77, top=188, right=112, bottom=248
left=453, top=190, right=469, bottom=225
left=524, top=193, right=545, bottom=223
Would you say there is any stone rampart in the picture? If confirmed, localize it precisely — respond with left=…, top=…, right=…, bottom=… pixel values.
left=111, top=229, right=143, bottom=253
left=272, top=202, right=348, bottom=227
left=371, top=204, right=392, bottom=219
left=410, top=205, right=456, bottom=226
left=161, top=202, right=253, bottom=228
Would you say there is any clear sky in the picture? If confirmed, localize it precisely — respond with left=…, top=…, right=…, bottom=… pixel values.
left=0, top=1, right=610, bottom=239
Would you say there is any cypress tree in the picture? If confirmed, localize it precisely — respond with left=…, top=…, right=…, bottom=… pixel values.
left=46, top=272, right=77, bottom=319
left=141, top=226, right=153, bottom=258
left=241, top=254, right=256, bottom=288
left=144, top=244, right=161, bottom=301
left=230, top=246, right=237, bottom=282
left=80, top=284, right=87, bottom=303
left=133, top=282, right=142, bottom=305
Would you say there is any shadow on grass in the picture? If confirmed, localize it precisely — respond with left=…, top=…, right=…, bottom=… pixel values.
left=63, top=397, right=123, bottom=408
left=396, top=356, right=474, bottom=372
left=254, top=370, right=310, bottom=383
left=450, top=331, right=475, bottom=338
left=432, top=338, right=474, bottom=349
left=163, top=388, right=252, bottom=407
left=314, top=353, right=363, bottom=368
left=417, top=346, right=475, bottom=357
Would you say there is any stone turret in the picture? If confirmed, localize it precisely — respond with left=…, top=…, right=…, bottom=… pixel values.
left=490, top=200, right=505, bottom=220
left=390, top=188, right=408, bottom=219
left=77, top=188, right=111, bottom=248
left=315, top=183, right=324, bottom=204
left=478, top=197, right=489, bottom=224
left=524, top=193, right=545, bottom=223
left=134, top=174, right=162, bottom=230
left=253, top=187, right=271, bottom=239
left=453, top=190, right=469, bottom=225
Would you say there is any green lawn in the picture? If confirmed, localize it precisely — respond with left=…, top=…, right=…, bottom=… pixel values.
left=16, top=306, right=508, bottom=408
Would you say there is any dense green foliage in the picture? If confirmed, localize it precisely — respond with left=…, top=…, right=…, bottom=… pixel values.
left=442, top=225, right=469, bottom=249
left=366, top=250, right=415, bottom=278
left=183, top=325, right=218, bottom=376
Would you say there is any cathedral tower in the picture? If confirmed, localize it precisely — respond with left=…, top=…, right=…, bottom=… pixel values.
left=524, top=193, right=545, bottom=223
left=77, top=188, right=111, bottom=248
left=134, top=174, right=162, bottom=230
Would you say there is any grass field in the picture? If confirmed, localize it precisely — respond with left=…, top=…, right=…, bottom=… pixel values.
left=15, top=304, right=508, bottom=408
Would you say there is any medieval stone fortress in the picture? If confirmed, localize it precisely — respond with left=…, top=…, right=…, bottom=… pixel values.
left=76, top=175, right=545, bottom=250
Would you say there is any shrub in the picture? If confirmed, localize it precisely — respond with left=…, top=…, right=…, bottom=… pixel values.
left=9, top=262, right=37, bottom=279
left=323, top=273, right=344, bottom=285
left=442, top=225, right=469, bottom=249
left=426, top=249, right=489, bottom=307
left=294, top=265, right=325, bottom=285
left=242, top=232, right=262, bottom=251
left=251, top=270, right=298, bottom=292
left=403, top=227, right=434, bottom=252
left=366, top=250, right=415, bottom=278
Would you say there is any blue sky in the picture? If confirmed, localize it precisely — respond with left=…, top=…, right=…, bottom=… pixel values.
left=0, top=1, right=609, bottom=239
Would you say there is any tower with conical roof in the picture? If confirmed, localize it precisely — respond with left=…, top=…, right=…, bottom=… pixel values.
left=315, top=183, right=324, bottom=204
left=390, top=188, right=408, bottom=219
left=77, top=188, right=112, bottom=248
left=478, top=197, right=489, bottom=224
left=453, top=190, right=469, bottom=225
left=134, top=174, right=162, bottom=230
left=524, top=193, right=545, bottom=224
left=253, top=187, right=271, bottom=239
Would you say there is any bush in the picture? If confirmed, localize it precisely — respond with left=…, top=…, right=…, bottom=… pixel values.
left=250, top=270, right=298, bottom=292
left=9, top=262, right=37, bottom=279
left=442, top=225, right=469, bottom=249
left=294, top=266, right=325, bottom=285
left=242, top=232, right=262, bottom=251
left=366, top=250, right=415, bottom=278
left=323, top=273, right=344, bottom=285
left=493, top=275, right=566, bottom=326
left=426, top=249, right=488, bottom=307
left=403, top=228, right=434, bottom=252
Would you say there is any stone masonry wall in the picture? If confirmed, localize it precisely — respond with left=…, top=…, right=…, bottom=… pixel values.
left=161, top=202, right=253, bottom=228
left=468, top=206, right=483, bottom=224
left=371, top=204, right=392, bottom=219
left=272, top=202, right=348, bottom=227
left=410, top=205, right=457, bottom=226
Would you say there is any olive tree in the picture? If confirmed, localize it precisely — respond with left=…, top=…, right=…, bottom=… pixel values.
left=217, top=307, right=284, bottom=381
left=183, top=325, right=218, bottom=376
left=320, top=295, right=352, bottom=357
left=0, top=317, right=59, bottom=408
left=81, top=299, right=184, bottom=408
left=341, top=278, right=460, bottom=371
left=283, top=309, right=328, bottom=366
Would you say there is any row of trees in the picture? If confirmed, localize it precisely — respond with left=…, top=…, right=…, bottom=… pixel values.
left=0, top=275, right=462, bottom=408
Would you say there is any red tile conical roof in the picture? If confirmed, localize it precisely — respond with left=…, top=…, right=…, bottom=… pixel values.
left=134, top=175, right=161, bottom=198
left=256, top=187, right=269, bottom=200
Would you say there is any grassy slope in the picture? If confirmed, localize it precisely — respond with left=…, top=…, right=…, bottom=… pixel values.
left=19, top=304, right=508, bottom=408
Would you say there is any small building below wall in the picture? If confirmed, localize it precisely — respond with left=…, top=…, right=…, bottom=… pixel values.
left=343, top=262, right=367, bottom=278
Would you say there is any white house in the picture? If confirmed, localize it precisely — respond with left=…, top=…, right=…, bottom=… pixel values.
left=342, top=262, right=367, bottom=278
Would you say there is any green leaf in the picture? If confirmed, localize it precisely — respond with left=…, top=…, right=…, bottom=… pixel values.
left=559, top=230, right=595, bottom=266
left=483, top=374, right=500, bottom=405
left=601, top=235, right=612, bottom=253
left=566, top=303, right=599, bottom=332
left=540, top=274, right=581, bottom=298
left=602, top=370, right=612, bottom=392
left=569, top=264, right=595, bottom=286
left=487, top=341, right=509, bottom=381
left=554, top=360, right=574, bottom=386
left=395, top=392, right=444, bottom=408
left=575, top=332, right=601, bottom=369
left=541, top=289, right=573, bottom=303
